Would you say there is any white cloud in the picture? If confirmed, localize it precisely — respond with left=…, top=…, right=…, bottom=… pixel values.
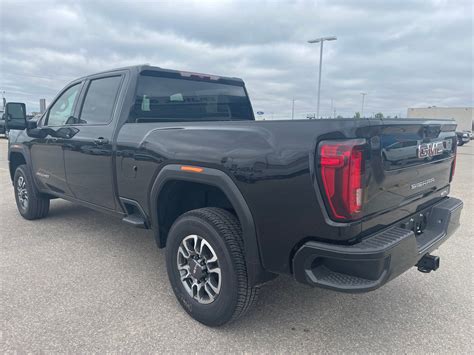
left=0, top=0, right=472, bottom=117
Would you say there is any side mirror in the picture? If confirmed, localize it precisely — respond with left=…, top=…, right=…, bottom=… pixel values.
left=5, top=102, right=27, bottom=131
left=24, top=120, right=42, bottom=137
left=27, top=120, right=38, bottom=129
left=27, top=127, right=48, bottom=139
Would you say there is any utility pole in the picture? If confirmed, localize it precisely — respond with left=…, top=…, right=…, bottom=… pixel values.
left=308, top=36, right=337, bottom=120
left=291, top=97, right=295, bottom=120
left=360, top=92, right=367, bottom=118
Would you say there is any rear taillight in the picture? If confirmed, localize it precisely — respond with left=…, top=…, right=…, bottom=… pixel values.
left=318, top=139, right=366, bottom=221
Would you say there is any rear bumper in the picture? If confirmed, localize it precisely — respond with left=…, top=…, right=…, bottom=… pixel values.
left=292, top=197, right=463, bottom=293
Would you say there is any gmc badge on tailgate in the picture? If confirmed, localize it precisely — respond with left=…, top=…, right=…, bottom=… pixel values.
left=418, top=141, right=444, bottom=158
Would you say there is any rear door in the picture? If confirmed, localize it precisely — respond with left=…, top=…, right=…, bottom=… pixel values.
left=365, top=119, right=456, bottom=217
left=63, top=74, right=125, bottom=210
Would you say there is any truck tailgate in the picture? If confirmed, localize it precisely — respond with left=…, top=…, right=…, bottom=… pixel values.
left=364, top=119, right=457, bottom=218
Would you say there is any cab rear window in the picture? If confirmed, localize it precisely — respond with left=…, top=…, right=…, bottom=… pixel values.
left=130, top=74, right=253, bottom=122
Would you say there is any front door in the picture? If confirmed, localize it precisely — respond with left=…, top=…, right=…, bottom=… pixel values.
left=30, top=82, right=82, bottom=195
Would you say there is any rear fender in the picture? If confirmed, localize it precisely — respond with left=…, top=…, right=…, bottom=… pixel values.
left=149, top=164, right=272, bottom=286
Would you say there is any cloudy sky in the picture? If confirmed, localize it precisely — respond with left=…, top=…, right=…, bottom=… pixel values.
left=1, top=0, right=472, bottom=118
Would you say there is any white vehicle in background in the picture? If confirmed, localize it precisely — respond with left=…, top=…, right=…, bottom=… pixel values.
left=456, top=131, right=470, bottom=146
left=382, top=141, right=417, bottom=164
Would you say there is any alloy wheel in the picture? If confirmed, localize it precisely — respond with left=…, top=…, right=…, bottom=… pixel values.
left=16, top=175, right=29, bottom=210
left=177, top=234, right=222, bottom=304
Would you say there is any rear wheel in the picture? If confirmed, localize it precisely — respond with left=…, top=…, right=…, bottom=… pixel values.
left=14, top=165, right=50, bottom=220
left=165, top=207, right=259, bottom=326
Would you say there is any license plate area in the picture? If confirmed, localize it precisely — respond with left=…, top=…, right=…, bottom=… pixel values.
left=400, top=211, right=430, bottom=235
left=397, top=197, right=462, bottom=253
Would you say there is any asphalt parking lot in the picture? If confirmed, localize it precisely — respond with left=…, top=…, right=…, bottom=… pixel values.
left=1, top=137, right=473, bottom=353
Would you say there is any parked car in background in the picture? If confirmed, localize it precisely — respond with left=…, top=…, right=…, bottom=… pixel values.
left=4, top=65, right=463, bottom=326
left=0, top=114, right=6, bottom=136
left=456, top=131, right=470, bottom=146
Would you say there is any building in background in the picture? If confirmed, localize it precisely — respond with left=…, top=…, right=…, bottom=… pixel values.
left=407, top=107, right=473, bottom=132
left=39, top=98, right=46, bottom=113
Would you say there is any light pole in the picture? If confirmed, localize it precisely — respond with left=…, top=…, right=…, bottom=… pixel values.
left=360, top=92, right=367, bottom=118
left=308, top=36, right=337, bottom=119
left=291, top=97, right=295, bottom=120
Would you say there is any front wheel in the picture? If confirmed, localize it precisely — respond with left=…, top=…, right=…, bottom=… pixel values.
left=165, top=207, right=259, bottom=326
left=14, top=165, right=50, bottom=220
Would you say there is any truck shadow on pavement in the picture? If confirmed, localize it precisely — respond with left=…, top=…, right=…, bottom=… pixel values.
left=42, top=200, right=453, bottom=339
left=8, top=198, right=465, bottom=352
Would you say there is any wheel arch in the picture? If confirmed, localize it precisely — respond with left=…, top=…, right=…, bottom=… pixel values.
left=9, top=150, right=27, bottom=182
left=149, top=164, right=273, bottom=286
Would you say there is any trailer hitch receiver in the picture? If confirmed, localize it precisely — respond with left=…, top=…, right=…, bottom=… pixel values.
left=417, top=254, right=440, bottom=273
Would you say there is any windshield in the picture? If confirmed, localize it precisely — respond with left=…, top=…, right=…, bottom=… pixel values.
left=131, top=74, right=253, bottom=122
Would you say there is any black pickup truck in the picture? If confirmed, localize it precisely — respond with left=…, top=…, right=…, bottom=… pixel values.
left=5, top=65, right=463, bottom=326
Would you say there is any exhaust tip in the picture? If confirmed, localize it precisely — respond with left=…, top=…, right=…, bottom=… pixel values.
left=417, top=254, right=440, bottom=273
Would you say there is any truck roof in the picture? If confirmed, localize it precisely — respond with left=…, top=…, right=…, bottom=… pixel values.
left=76, top=64, right=244, bottom=84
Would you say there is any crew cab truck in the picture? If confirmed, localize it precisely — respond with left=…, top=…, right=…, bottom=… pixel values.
left=5, top=65, right=463, bottom=326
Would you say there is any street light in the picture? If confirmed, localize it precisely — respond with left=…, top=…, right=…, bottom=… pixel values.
left=308, top=36, right=337, bottom=119
left=360, top=92, right=367, bottom=118
left=291, top=97, right=295, bottom=120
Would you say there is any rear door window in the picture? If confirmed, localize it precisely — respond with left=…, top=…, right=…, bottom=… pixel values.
left=78, top=76, right=122, bottom=125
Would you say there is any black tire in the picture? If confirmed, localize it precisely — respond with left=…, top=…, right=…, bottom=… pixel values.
left=13, top=164, right=50, bottom=220
left=165, top=207, right=259, bottom=326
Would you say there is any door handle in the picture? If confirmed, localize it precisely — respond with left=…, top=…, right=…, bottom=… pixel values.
left=94, top=137, right=109, bottom=145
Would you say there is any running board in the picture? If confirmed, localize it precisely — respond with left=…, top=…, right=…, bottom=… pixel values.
left=122, top=214, right=147, bottom=228
left=120, top=197, right=149, bottom=229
